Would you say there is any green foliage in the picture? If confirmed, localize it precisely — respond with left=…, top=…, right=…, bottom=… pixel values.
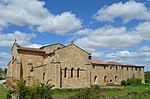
left=121, top=80, right=127, bottom=86
left=6, top=90, right=12, bottom=99
left=145, top=72, right=150, bottom=83
left=34, top=80, right=54, bottom=99
left=10, top=79, right=54, bottom=99
left=0, top=68, right=3, bottom=79
left=121, top=78, right=142, bottom=86
left=0, top=84, right=7, bottom=99
left=15, top=79, right=30, bottom=98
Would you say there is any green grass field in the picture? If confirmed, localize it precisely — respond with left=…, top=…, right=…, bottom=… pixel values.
left=0, top=84, right=7, bottom=99
left=103, top=85, right=150, bottom=98
left=53, top=85, right=150, bottom=99
left=1, top=84, right=150, bottom=99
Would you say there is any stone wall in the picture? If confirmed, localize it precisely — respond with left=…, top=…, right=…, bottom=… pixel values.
left=55, top=44, right=91, bottom=88
left=91, top=64, right=145, bottom=85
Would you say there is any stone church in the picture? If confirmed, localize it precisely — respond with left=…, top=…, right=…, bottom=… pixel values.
left=7, top=41, right=144, bottom=88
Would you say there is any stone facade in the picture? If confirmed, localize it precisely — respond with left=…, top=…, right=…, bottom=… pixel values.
left=7, top=41, right=144, bottom=88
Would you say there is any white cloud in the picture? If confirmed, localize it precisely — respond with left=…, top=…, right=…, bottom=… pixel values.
left=25, top=44, right=44, bottom=48
left=37, top=12, right=82, bottom=34
left=135, top=21, right=150, bottom=40
left=0, top=31, right=35, bottom=46
left=75, top=26, right=141, bottom=50
left=0, top=0, right=82, bottom=34
left=139, top=45, right=150, bottom=52
left=91, top=46, right=150, bottom=70
left=0, top=61, right=8, bottom=68
left=94, top=1, right=150, bottom=22
left=0, top=52, right=10, bottom=59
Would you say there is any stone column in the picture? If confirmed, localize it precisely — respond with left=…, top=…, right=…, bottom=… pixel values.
left=85, top=64, right=91, bottom=87
left=27, top=61, right=32, bottom=85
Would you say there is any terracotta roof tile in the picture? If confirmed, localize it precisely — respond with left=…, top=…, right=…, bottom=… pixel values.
left=107, top=61, right=121, bottom=65
left=91, top=60, right=106, bottom=65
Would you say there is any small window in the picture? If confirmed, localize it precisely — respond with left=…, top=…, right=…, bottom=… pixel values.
left=64, top=68, right=67, bottom=78
left=110, top=66, right=112, bottom=69
left=116, top=66, right=117, bottom=69
left=92, top=65, right=95, bottom=69
left=127, top=67, right=128, bottom=70
left=77, top=68, right=80, bottom=78
left=132, top=67, right=133, bottom=70
left=104, top=76, right=107, bottom=83
left=12, top=56, right=14, bottom=60
left=115, top=76, right=117, bottom=82
left=135, top=67, right=137, bottom=71
left=88, top=56, right=91, bottom=60
left=43, top=73, right=45, bottom=80
left=104, top=66, right=106, bottom=69
left=94, top=76, right=98, bottom=84
left=71, top=68, right=74, bottom=78
left=110, top=80, right=112, bottom=83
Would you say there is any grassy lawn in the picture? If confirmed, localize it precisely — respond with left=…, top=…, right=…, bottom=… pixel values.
left=102, top=85, right=150, bottom=98
left=53, top=85, right=150, bottom=99
left=1, top=84, right=150, bottom=99
left=0, top=84, right=7, bottom=99
left=53, top=89, right=82, bottom=98
left=103, top=85, right=150, bottom=96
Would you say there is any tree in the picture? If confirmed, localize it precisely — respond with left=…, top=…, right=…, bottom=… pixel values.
left=0, top=67, right=3, bottom=79
left=4, top=68, right=7, bottom=77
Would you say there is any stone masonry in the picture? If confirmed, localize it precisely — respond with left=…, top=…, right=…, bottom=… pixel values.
left=7, top=41, right=144, bottom=88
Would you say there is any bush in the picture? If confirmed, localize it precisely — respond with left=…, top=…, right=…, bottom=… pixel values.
left=145, top=72, right=150, bottom=83
left=127, top=78, right=142, bottom=86
left=8, top=79, right=54, bottom=99
left=121, top=78, right=142, bottom=86
left=6, top=90, right=12, bottom=99
left=121, top=80, right=127, bottom=86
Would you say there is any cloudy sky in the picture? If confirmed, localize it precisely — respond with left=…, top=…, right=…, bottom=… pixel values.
left=0, top=0, right=150, bottom=71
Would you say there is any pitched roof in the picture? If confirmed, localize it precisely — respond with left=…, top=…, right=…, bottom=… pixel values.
left=107, top=61, right=121, bottom=65
left=40, top=43, right=64, bottom=49
left=91, top=60, right=106, bottom=65
left=18, top=47, right=45, bottom=52
left=54, top=43, right=91, bottom=55
left=11, top=41, right=20, bottom=51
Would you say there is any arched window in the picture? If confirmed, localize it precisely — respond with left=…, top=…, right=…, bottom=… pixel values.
left=12, top=56, right=14, bottom=60
left=115, top=76, right=117, bottom=82
left=64, top=67, right=67, bottom=78
left=43, top=73, right=45, bottom=80
left=94, top=76, right=97, bottom=83
left=71, top=68, right=74, bottom=78
left=104, top=76, right=107, bottom=83
left=77, top=68, right=80, bottom=78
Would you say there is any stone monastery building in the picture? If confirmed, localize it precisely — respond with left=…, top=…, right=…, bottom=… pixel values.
left=7, top=41, right=144, bottom=88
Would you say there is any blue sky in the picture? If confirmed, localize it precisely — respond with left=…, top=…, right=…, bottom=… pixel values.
left=0, top=0, right=150, bottom=71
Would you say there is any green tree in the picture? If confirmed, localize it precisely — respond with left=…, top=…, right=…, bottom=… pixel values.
left=0, top=67, right=3, bottom=79
left=145, top=72, right=150, bottom=83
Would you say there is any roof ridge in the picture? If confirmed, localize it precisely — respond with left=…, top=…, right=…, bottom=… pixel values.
left=40, top=43, right=64, bottom=49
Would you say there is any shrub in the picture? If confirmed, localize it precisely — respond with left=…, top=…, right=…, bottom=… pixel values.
left=121, top=78, right=142, bottom=86
left=145, top=72, right=150, bottom=83
left=6, top=90, right=12, bottom=99
left=127, top=78, right=142, bottom=86
left=121, top=80, right=127, bottom=86
left=8, top=79, right=54, bottom=99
